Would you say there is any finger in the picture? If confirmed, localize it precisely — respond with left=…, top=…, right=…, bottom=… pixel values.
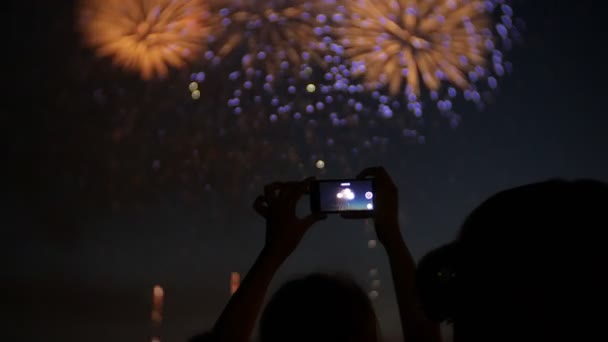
left=291, top=178, right=315, bottom=204
left=277, top=181, right=299, bottom=199
left=264, top=182, right=284, bottom=200
left=301, top=212, right=327, bottom=227
left=297, top=177, right=315, bottom=196
left=340, top=211, right=373, bottom=220
left=298, top=177, right=316, bottom=194
left=357, top=166, right=385, bottom=179
left=279, top=179, right=310, bottom=202
left=253, top=195, right=268, bottom=217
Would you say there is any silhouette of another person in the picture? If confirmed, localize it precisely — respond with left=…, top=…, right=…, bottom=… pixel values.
left=188, top=332, right=215, bottom=342
left=417, top=180, right=608, bottom=342
left=259, top=273, right=377, bottom=342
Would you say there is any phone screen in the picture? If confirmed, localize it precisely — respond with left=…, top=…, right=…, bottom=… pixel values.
left=312, top=179, right=375, bottom=213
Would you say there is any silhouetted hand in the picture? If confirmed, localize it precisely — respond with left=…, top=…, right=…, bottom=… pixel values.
left=253, top=178, right=326, bottom=258
left=343, top=167, right=401, bottom=245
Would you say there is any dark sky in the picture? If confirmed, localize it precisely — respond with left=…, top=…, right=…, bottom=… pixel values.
left=7, top=0, right=608, bottom=341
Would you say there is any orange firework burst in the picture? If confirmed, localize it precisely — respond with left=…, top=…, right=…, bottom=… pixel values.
left=339, top=0, right=493, bottom=96
left=79, top=0, right=209, bottom=79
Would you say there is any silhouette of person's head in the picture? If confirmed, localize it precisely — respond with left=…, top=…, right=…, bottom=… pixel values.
left=417, top=180, right=608, bottom=342
left=259, top=273, right=378, bottom=342
left=188, top=332, right=215, bottom=342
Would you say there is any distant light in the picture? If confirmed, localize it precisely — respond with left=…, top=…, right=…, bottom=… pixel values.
left=368, top=290, right=379, bottom=300
left=188, top=82, right=198, bottom=92
left=230, top=272, right=241, bottom=295
left=365, top=191, right=373, bottom=199
left=448, top=87, right=457, bottom=98
left=152, top=284, right=164, bottom=323
left=344, top=189, right=355, bottom=200
left=494, top=63, right=505, bottom=76
left=228, top=71, right=240, bottom=80
left=488, top=76, right=498, bottom=89
left=191, top=90, right=201, bottom=100
left=496, top=23, right=508, bottom=39
left=316, top=160, right=325, bottom=169
left=368, top=239, right=377, bottom=248
left=153, top=286, right=164, bottom=297
left=306, top=84, right=316, bottom=93
left=366, top=203, right=374, bottom=210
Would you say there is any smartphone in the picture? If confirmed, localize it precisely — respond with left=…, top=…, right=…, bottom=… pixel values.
left=310, top=179, right=376, bottom=214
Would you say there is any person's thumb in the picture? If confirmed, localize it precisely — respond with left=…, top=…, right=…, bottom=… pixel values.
left=302, top=212, right=327, bottom=227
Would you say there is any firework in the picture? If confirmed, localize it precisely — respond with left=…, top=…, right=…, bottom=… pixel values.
left=185, top=1, right=422, bottom=185
left=79, top=0, right=209, bottom=79
left=191, top=1, right=374, bottom=131
left=191, top=1, right=377, bottom=124
left=339, top=0, right=513, bottom=98
left=202, top=0, right=337, bottom=78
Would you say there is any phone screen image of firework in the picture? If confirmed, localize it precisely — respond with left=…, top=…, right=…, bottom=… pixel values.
left=318, top=180, right=375, bottom=212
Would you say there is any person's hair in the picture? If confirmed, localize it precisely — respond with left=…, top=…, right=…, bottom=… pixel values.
left=188, top=332, right=214, bottom=342
left=259, top=273, right=378, bottom=342
left=416, top=242, right=459, bottom=323
left=417, top=180, right=608, bottom=341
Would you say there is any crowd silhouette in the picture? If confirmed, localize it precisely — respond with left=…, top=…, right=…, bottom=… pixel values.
left=191, top=168, right=607, bottom=342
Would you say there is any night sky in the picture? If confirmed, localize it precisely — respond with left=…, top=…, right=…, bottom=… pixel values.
left=7, top=0, right=608, bottom=341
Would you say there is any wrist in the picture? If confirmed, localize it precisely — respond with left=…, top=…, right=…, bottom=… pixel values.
left=378, top=227, right=406, bottom=249
left=260, top=245, right=291, bottom=265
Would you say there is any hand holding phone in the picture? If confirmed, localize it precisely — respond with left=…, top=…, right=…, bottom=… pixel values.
left=314, top=168, right=400, bottom=245
left=354, top=167, right=400, bottom=244
left=254, top=178, right=326, bottom=258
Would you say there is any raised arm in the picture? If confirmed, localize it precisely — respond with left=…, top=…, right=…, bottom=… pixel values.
left=211, top=180, right=325, bottom=342
left=359, top=167, right=441, bottom=342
